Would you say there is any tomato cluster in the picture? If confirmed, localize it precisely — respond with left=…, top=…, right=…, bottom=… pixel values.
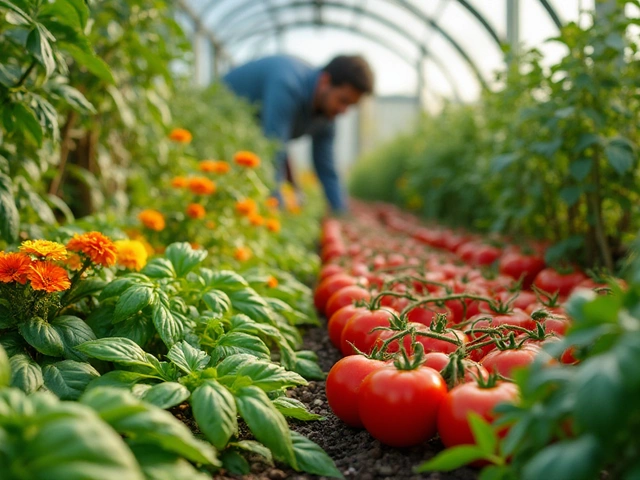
left=316, top=202, right=621, bottom=451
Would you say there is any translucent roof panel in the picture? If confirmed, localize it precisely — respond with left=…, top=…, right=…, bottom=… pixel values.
left=182, top=0, right=604, bottom=106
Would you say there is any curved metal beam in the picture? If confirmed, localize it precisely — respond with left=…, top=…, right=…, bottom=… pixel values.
left=214, top=1, right=487, bottom=89
left=539, top=0, right=563, bottom=28
left=224, top=20, right=463, bottom=103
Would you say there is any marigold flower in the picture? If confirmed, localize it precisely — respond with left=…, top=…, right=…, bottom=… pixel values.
left=186, top=203, right=206, bottom=219
left=267, top=275, right=278, bottom=288
left=0, top=252, right=32, bottom=284
left=169, top=128, right=192, bottom=144
left=188, top=177, right=216, bottom=195
left=266, top=197, right=279, bottom=209
left=115, top=240, right=148, bottom=271
left=19, top=240, right=68, bottom=261
left=205, top=220, right=216, bottom=229
left=190, top=242, right=201, bottom=250
left=266, top=218, right=281, bottom=233
left=66, top=232, right=117, bottom=267
left=233, top=151, right=260, bottom=168
left=27, top=261, right=71, bottom=293
left=235, top=198, right=257, bottom=216
left=199, top=160, right=230, bottom=174
left=234, top=246, right=252, bottom=262
left=65, top=254, right=83, bottom=271
left=138, top=209, right=166, bottom=231
left=171, top=176, right=189, bottom=188
left=125, top=230, right=155, bottom=256
left=248, top=213, right=265, bottom=226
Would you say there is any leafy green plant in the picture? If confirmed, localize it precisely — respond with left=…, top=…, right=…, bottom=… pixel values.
left=76, top=338, right=341, bottom=477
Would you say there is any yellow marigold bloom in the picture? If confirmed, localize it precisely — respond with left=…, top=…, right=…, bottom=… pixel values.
left=266, top=197, right=279, bottom=209
left=235, top=198, right=257, bottom=216
left=138, top=210, right=166, bottom=232
left=188, top=177, right=216, bottom=195
left=234, top=246, right=252, bottom=262
left=66, top=232, right=117, bottom=267
left=19, top=240, right=68, bottom=261
left=267, top=275, right=278, bottom=288
left=248, top=213, right=265, bottom=226
left=205, top=220, right=216, bottom=229
left=186, top=203, right=206, bottom=219
left=266, top=218, right=281, bottom=233
left=171, top=176, right=188, bottom=188
left=125, top=230, right=155, bottom=256
left=233, top=151, right=260, bottom=168
left=115, top=240, right=148, bottom=271
left=169, top=128, right=192, bottom=144
left=0, top=252, right=32, bottom=284
left=27, top=261, right=71, bottom=293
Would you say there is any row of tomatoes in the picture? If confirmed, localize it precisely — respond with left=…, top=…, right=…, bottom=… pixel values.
left=314, top=202, right=614, bottom=450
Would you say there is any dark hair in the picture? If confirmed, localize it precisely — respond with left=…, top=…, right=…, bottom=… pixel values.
left=322, top=55, right=374, bottom=94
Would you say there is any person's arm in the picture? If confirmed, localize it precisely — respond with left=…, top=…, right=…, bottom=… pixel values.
left=261, top=78, right=298, bottom=184
left=312, top=124, right=347, bottom=213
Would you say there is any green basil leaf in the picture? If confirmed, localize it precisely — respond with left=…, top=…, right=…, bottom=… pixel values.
left=152, top=301, right=183, bottom=348
left=142, top=258, right=176, bottom=279
left=141, top=382, right=190, bottom=409
left=200, top=269, right=249, bottom=290
left=165, top=242, right=207, bottom=278
left=42, top=360, right=100, bottom=400
left=215, top=353, right=256, bottom=376
left=203, top=289, right=231, bottom=314
left=191, top=379, right=238, bottom=450
left=166, top=341, right=210, bottom=374
left=99, top=276, right=143, bottom=301
left=211, top=332, right=270, bottom=363
left=227, top=288, right=273, bottom=323
left=13, top=102, right=43, bottom=146
left=522, top=435, right=602, bottom=480
left=231, top=439, right=273, bottom=465
left=59, top=42, right=115, bottom=83
left=62, top=278, right=106, bottom=305
left=50, top=315, right=96, bottom=361
left=234, top=360, right=307, bottom=391
left=19, top=316, right=65, bottom=357
left=75, top=337, right=151, bottom=367
left=235, top=386, right=296, bottom=467
left=114, top=285, right=154, bottom=323
left=129, top=444, right=212, bottom=480
left=273, top=396, right=322, bottom=421
left=9, top=354, right=43, bottom=393
left=0, top=344, right=11, bottom=387
left=290, top=431, right=343, bottom=478
left=0, top=173, right=19, bottom=242
left=86, top=370, right=159, bottom=391
left=220, top=450, right=250, bottom=474
left=293, top=352, right=325, bottom=380
left=414, top=445, right=488, bottom=472
left=468, top=412, right=498, bottom=455
left=82, top=387, right=219, bottom=466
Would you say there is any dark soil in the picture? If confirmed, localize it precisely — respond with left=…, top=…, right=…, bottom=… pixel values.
left=212, top=319, right=479, bottom=480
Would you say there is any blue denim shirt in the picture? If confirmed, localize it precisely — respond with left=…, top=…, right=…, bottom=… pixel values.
left=222, top=55, right=346, bottom=211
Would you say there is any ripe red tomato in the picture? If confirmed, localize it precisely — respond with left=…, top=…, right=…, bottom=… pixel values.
left=327, top=304, right=363, bottom=348
left=480, top=344, right=542, bottom=379
left=415, top=327, right=468, bottom=355
left=325, top=285, right=371, bottom=319
left=437, top=381, right=519, bottom=448
left=319, top=264, right=344, bottom=282
left=533, top=268, right=588, bottom=297
left=474, top=244, right=503, bottom=267
left=313, top=274, right=358, bottom=314
left=499, top=252, right=545, bottom=289
left=325, top=355, right=387, bottom=427
left=340, top=308, right=396, bottom=356
left=358, top=365, right=447, bottom=447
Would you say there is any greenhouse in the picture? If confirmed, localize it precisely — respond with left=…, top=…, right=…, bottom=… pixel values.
left=0, top=1, right=638, bottom=479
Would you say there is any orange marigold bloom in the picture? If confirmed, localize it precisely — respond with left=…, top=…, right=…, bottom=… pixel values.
left=199, top=160, right=230, bottom=174
left=66, top=232, right=117, bottom=267
left=233, top=151, right=261, bottom=168
left=115, top=240, right=148, bottom=271
left=205, top=220, right=216, bottom=229
left=186, top=203, right=206, bottom=219
left=267, top=275, right=278, bottom=288
left=266, top=197, right=279, bottom=209
left=235, top=198, right=257, bottom=216
left=19, top=240, right=68, bottom=261
left=266, top=218, right=281, bottom=233
left=212, top=161, right=231, bottom=174
left=171, top=176, right=189, bottom=188
left=234, top=246, right=252, bottom=262
left=169, top=128, right=192, bottom=144
left=138, top=209, right=166, bottom=231
left=0, top=252, right=32, bottom=284
left=27, top=261, right=71, bottom=293
left=188, top=177, right=216, bottom=195
left=65, top=254, right=83, bottom=271
left=248, top=213, right=265, bottom=226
